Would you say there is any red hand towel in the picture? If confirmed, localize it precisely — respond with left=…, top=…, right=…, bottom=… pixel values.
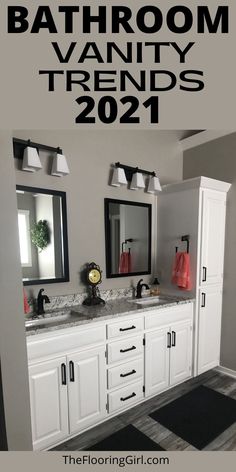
left=119, top=252, right=131, bottom=273
left=172, top=252, right=192, bottom=291
left=23, top=288, right=30, bottom=314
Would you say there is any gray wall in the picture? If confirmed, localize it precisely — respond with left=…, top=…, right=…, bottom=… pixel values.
left=13, top=130, right=183, bottom=298
left=183, top=132, right=236, bottom=371
left=0, top=131, right=32, bottom=450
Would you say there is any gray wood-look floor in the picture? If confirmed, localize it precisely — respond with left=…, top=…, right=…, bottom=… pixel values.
left=52, top=370, right=236, bottom=451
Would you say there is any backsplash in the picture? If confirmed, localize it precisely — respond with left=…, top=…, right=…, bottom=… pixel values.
left=27, top=287, right=134, bottom=314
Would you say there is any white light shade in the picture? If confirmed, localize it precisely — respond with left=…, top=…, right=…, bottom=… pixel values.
left=111, top=167, right=127, bottom=187
left=147, top=175, right=162, bottom=194
left=22, top=146, right=42, bottom=172
left=51, top=153, right=70, bottom=177
left=130, top=172, right=145, bottom=190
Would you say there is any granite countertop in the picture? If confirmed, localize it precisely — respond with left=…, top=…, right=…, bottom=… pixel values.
left=25, top=295, right=195, bottom=337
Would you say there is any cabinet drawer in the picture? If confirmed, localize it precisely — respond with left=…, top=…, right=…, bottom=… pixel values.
left=107, top=336, right=143, bottom=364
left=107, top=357, right=143, bottom=390
left=107, top=317, right=143, bottom=340
left=145, top=303, right=193, bottom=330
left=27, top=325, right=106, bottom=362
left=108, top=380, right=144, bottom=413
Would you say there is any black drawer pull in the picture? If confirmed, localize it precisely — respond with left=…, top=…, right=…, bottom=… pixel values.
left=69, top=361, right=75, bottom=382
left=61, top=363, right=67, bottom=385
left=172, top=331, right=176, bottom=347
left=120, top=392, right=136, bottom=402
left=202, top=266, right=207, bottom=282
left=120, top=369, right=136, bottom=378
left=167, top=332, right=171, bottom=348
left=120, top=346, right=137, bottom=353
left=201, top=292, right=206, bottom=308
left=120, top=325, right=136, bottom=332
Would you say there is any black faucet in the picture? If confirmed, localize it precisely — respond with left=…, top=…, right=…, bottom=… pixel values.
left=136, top=279, right=150, bottom=299
left=36, top=289, right=50, bottom=315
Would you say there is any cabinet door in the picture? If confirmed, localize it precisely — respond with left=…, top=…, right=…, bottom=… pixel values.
left=200, top=190, right=226, bottom=286
left=28, top=357, right=69, bottom=450
left=170, top=321, right=192, bottom=386
left=198, top=286, right=223, bottom=374
left=145, top=328, right=170, bottom=397
left=68, top=346, right=106, bottom=434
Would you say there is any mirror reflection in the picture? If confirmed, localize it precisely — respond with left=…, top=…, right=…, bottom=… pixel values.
left=16, top=186, right=69, bottom=285
left=105, top=199, right=151, bottom=277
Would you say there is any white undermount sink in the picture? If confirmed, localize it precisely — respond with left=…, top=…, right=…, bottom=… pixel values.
left=131, top=296, right=176, bottom=306
left=25, top=311, right=83, bottom=328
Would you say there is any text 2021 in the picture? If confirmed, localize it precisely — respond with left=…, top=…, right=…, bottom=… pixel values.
left=75, top=96, right=159, bottom=124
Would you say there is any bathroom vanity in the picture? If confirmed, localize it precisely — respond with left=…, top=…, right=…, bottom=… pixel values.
left=26, top=297, right=194, bottom=450
left=25, top=175, right=231, bottom=450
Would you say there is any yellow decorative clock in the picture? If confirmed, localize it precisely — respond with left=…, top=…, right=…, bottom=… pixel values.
left=88, top=268, right=101, bottom=285
left=82, top=262, right=105, bottom=306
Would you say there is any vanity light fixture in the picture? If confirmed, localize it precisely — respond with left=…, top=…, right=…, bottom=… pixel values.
left=22, top=142, right=42, bottom=172
left=111, top=166, right=127, bottom=187
left=147, top=175, right=162, bottom=194
left=130, top=170, right=145, bottom=190
left=51, top=150, right=70, bottom=177
left=13, top=138, right=69, bottom=177
left=110, top=162, right=162, bottom=192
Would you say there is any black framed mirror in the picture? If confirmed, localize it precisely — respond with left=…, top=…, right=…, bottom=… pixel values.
left=16, top=185, right=69, bottom=285
left=105, top=198, right=151, bottom=278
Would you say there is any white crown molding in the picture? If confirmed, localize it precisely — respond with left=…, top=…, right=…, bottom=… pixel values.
left=162, top=176, right=231, bottom=194
left=180, top=130, right=236, bottom=152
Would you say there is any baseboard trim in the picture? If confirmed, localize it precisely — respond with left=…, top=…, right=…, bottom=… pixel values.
left=215, top=365, right=236, bottom=379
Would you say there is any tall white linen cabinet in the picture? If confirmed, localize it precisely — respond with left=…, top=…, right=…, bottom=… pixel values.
left=157, top=177, right=231, bottom=376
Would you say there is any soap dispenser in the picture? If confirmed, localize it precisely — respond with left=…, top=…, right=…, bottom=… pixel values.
left=150, top=277, right=160, bottom=296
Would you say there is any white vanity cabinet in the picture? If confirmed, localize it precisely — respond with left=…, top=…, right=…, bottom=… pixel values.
left=27, top=301, right=195, bottom=450
left=145, top=304, right=193, bottom=397
left=28, top=356, right=69, bottom=451
left=158, top=177, right=231, bottom=376
left=106, top=317, right=145, bottom=414
left=197, top=187, right=226, bottom=373
left=67, top=346, right=106, bottom=434
left=29, top=346, right=106, bottom=450
left=198, top=286, right=223, bottom=374
left=27, top=325, right=107, bottom=450
left=145, top=327, right=169, bottom=396
left=200, top=189, right=226, bottom=287
left=169, top=320, right=193, bottom=386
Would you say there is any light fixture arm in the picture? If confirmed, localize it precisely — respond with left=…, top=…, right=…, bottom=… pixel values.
left=115, top=162, right=156, bottom=181
left=13, top=137, right=63, bottom=160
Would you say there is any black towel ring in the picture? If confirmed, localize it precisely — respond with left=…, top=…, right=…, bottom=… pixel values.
left=122, top=238, right=134, bottom=253
left=175, top=235, right=190, bottom=254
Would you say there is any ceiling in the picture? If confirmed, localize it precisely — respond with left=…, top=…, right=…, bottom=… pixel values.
left=177, top=130, right=204, bottom=141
